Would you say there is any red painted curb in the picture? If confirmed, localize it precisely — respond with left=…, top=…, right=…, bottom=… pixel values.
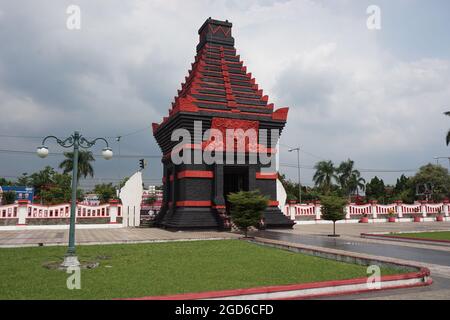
left=361, top=233, right=450, bottom=244
left=277, top=278, right=433, bottom=300
left=120, top=268, right=430, bottom=300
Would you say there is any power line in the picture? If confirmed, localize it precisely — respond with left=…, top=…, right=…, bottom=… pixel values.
left=280, top=162, right=418, bottom=173
left=0, top=126, right=152, bottom=141
left=0, top=149, right=420, bottom=173
left=357, top=168, right=417, bottom=173
left=279, top=143, right=325, bottom=160
left=0, top=149, right=161, bottom=158
left=111, top=126, right=151, bottom=139
left=0, top=135, right=42, bottom=139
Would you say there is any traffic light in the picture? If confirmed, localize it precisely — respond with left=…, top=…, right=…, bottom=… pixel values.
left=139, top=159, right=146, bottom=170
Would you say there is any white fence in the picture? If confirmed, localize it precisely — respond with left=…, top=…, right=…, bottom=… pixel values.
left=284, top=201, right=450, bottom=224
left=0, top=200, right=122, bottom=226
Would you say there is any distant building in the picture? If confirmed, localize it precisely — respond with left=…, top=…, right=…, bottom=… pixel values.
left=82, top=193, right=100, bottom=206
left=141, top=186, right=163, bottom=214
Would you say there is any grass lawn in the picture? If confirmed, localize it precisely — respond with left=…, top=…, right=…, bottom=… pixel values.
left=0, top=239, right=406, bottom=299
left=392, top=231, right=450, bottom=241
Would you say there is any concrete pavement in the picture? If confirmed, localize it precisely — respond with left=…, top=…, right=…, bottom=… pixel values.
left=0, top=227, right=238, bottom=247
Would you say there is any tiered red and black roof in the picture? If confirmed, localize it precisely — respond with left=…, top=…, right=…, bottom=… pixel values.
left=152, top=18, right=288, bottom=154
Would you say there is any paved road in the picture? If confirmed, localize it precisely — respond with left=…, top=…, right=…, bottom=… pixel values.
left=254, top=230, right=450, bottom=267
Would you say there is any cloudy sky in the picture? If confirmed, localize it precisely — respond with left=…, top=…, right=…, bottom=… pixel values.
left=0, top=0, right=450, bottom=189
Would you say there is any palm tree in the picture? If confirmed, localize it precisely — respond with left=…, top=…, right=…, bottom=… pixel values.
left=445, top=112, right=450, bottom=145
left=313, top=160, right=338, bottom=194
left=347, top=172, right=366, bottom=196
left=336, top=159, right=355, bottom=190
left=337, top=159, right=363, bottom=197
left=59, top=150, right=95, bottom=181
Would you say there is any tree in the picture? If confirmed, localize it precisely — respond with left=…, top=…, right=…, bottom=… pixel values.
left=445, top=111, right=450, bottom=145
left=1, top=191, right=16, bottom=205
left=93, top=183, right=116, bottom=203
left=117, top=177, right=129, bottom=189
left=37, top=171, right=74, bottom=205
left=145, top=195, right=157, bottom=205
left=365, top=176, right=386, bottom=202
left=0, top=178, right=13, bottom=186
left=320, top=196, right=347, bottom=237
left=278, top=173, right=299, bottom=202
left=411, top=163, right=450, bottom=201
left=336, top=159, right=355, bottom=192
left=59, top=150, right=95, bottom=181
left=347, top=172, right=366, bottom=196
left=29, top=166, right=56, bottom=198
left=17, top=173, right=30, bottom=186
left=392, top=174, right=414, bottom=203
left=227, top=190, right=269, bottom=238
left=394, top=174, right=410, bottom=194
left=313, top=160, right=338, bottom=194
left=336, top=159, right=365, bottom=198
left=23, top=167, right=82, bottom=205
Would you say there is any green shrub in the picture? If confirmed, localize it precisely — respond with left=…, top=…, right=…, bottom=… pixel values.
left=227, top=190, right=269, bottom=237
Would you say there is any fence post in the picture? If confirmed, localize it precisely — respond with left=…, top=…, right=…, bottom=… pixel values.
left=17, top=200, right=29, bottom=225
left=371, top=200, right=378, bottom=219
left=421, top=200, right=427, bottom=218
left=315, top=201, right=321, bottom=220
left=108, top=199, right=119, bottom=224
left=396, top=200, right=403, bottom=218
left=444, top=199, right=449, bottom=217
left=345, top=202, right=350, bottom=219
left=288, top=201, right=297, bottom=220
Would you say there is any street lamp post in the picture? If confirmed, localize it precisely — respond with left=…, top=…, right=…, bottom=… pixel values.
left=433, top=156, right=450, bottom=170
left=288, top=147, right=301, bottom=204
left=37, top=131, right=113, bottom=267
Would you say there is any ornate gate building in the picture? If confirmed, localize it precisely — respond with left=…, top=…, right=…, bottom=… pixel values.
left=152, top=18, right=293, bottom=229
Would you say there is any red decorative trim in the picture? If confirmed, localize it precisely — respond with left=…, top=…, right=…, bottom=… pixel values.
left=121, top=268, right=430, bottom=300
left=277, top=278, right=433, bottom=300
left=272, top=107, right=289, bottom=121
left=152, top=123, right=159, bottom=134
left=212, top=205, right=226, bottom=209
left=163, top=143, right=277, bottom=160
left=109, top=200, right=120, bottom=206
left=268, top=201, right=279, bottom=207
left=176, top=201, right=212, bottom=207
left=256, top=172, right=278, bottom=180
left=17, top=200, right=29, bottom=206
left=177, top=170, right=214, bottom=179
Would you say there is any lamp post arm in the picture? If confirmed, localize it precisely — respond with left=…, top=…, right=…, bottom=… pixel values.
left=79, top=136, right=110, bottom=149
left=41, top=135, right=75, bottom=148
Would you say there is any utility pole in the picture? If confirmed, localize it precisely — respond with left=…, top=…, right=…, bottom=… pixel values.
left=288, top=147, right=301, bottom=204
left=433, top=156, right=450, bottom=170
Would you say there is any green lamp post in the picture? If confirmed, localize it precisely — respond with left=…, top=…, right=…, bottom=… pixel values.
left=37, top=131, right=113, bottom=267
